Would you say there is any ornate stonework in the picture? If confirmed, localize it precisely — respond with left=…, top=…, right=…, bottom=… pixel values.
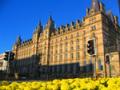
left=12, top=0, right=120, bottom=78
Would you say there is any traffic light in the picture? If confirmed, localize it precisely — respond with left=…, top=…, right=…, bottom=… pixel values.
left=10, top=52, right=15, bottom=60
left=4, top=51, right=15, bottom=61
left=87, top=40, right=95, bottom=55
left=4, top=52, right=9, bottom=60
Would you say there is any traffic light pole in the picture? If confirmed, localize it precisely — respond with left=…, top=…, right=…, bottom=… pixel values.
left=93, top=55, right=97, bottom=78
left=6, top=52, right=10, bottom=80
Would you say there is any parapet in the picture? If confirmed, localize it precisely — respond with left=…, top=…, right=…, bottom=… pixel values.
left=50, top=19, right=82, bottom=37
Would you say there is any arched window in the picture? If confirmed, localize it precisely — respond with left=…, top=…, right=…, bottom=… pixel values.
left=76, top=45, right=80, bottom=51
left=60, top=38, right=62, bottom=41
left=76, top=52, right=80, bottom=60
left=71, top=34, right=73, bottom=39
left=65, top=53, right=68, bottom=59
left=59, top=55, right=62, bottom=61
left=60, top=49, right=62, bottom=53
left=76, top=39, right=79, bottom=44
left=71, top=40, right=73, bottom=44
left=65, top=36, right=68, bottom=40
left=71, top=53, right=74, bottom=59
left=65, top=48, right=68, bottom=52
left=76, top=32, right=79, bottom=37
left=55, top=55, right=58, bottom=61
left=56, top=39, right=57, bottom=42
left=71, top=47, right=74, bottom=51
left=60, top=43, right=62, bottom=48
left=65, top=42, right=68, bottom=46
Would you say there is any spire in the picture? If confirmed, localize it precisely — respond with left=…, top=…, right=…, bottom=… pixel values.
left=46, top=16, right=55, bottom=29
left=107, top=10, right=114, bottom=22
left=47, top=16, right=53, bottom=26
left=16, top=36, right=22, bottom=45
left=34, top=20, right=43, bottom=34
left=91, top=0, right=100, bottom=11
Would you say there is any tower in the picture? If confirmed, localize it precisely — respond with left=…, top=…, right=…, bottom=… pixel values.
left=12, top=36, right=22, bottom=59
left=91, top=0, right=100, bottom=12
left=44, top=16, right=55, bottom=39
left=32, top=21, right=43, bottom=54
left=15, top=36, right=22, bottom=45
left=33, top=21, right=43, bottom=42
left=86, top=0, right=105, bottom=16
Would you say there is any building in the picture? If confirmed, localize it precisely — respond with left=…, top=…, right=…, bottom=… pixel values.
left=0, top=53, right=9, bottom=80
left=12, top=0, right=120, bottom=79
left=0, top=53, right=8, bottom=71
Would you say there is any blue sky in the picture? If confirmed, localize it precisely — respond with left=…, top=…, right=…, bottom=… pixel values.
left=0, top=0, right=119, bottom=53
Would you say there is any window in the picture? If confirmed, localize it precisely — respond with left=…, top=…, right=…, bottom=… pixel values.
left=56, top=45, right=58, bottom=48
left=51, top=40, right=53, bottom=44
left=71, top=53, right=74, bottom=59
left=51, top=50, right=53, bottom=54
left=59, top=55, right=62, bottom=61
left=76, top=52, right=80, bottom=59
left=91, top=25, right=96, bottom=30
left=60, top=43, right=62, bottom=48
left=44, top=47, right=46, bottom=49
left=65, top=36, right=68, bottom=40
left=51, top=46, right=53, bottom=49
left=56, top=50, right=57, bottom=53
left=60, top=49, right=62, bottom=53
left=71, top=34, right=73, bottom=39
left=60, top=43, right=62, bottom=46
left=56, top=39, right=57, bottom=43
left=71, top=47, right=74, bottom=51
left=60, top=38, right=62, bottom=41
left=76, top=32, right=79, bottom=37
left=65, top=48, right=68, bottom=52
left=65, top=42, right=68, bottom=46
left=89, top=17, right=96, bottom=23
left=50, top=56, right=53, bottom=61
left=55, top=55, right=58, bottom=61
left=65, top=53, right=68, bottom=59
left=76, top=45, right=80, bottom=50
left=76, top=39, right=79, bottom=44
left=71, top=41, right=73, bottom=44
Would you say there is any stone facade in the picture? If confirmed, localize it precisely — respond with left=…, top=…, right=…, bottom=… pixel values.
left=12, top=0, right=120, bottom=79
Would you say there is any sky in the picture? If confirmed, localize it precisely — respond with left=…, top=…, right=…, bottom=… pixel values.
left=0, top=0, right=119, bottom=53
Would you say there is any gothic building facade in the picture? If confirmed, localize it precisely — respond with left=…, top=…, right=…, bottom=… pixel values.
left=12, top=0, right=120, bottom=79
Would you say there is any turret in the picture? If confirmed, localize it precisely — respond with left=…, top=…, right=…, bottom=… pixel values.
left=34, top=21, right=43, bottom=35
left=15, top=36, right=22, bottom=45
left=100, top=2, right=105, bottom=12
left=45, top=16, right=55, bottom=30
left=91, top=0, right=100, bottom=12
left=32, top=21, right=43, bottom=42
left=12, top=36, right=22, bottom=56
left=114, top=16, right=118, bottom=25
left=43, top=16, right=55, bottom=39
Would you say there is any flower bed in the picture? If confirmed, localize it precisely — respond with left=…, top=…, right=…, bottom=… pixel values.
left=0, top=78, right=120, bottom=90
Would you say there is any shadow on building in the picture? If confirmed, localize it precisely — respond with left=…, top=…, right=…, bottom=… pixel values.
left=7, top=54, right=94, bottom=81
left=0, top=70, right=7, bottom=80
left=40, top=63, right=93, bottom=80
left=9, top=54, right=40, bottom=80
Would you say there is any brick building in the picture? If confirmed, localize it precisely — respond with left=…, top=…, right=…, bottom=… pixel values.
left=12, top=0, right=120, bottom=79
